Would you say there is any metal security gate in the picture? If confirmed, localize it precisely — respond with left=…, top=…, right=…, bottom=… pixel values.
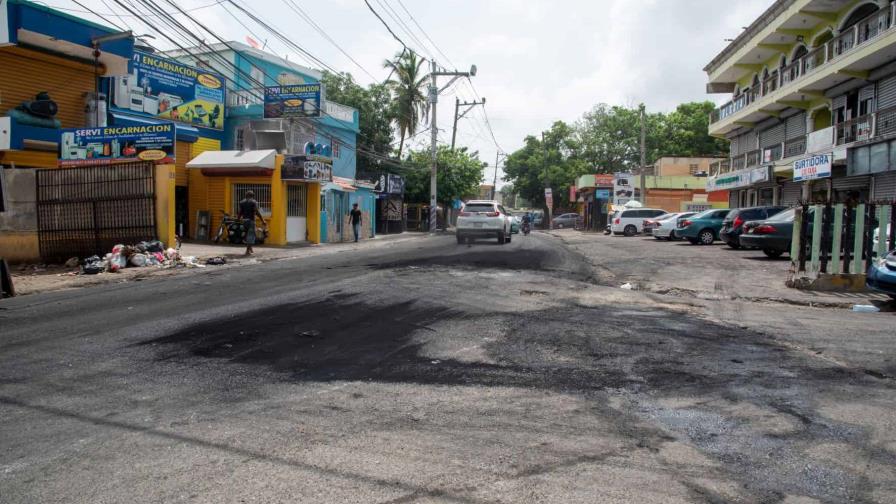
left=36, top=163, right=156, bottom=262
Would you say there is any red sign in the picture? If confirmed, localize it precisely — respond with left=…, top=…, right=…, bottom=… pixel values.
left=594, top=174, right=614, bottom=186
left=569, top=185, right=577, bottom=201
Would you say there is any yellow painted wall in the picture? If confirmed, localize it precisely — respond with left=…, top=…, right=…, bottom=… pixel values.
left=0, top=47, right=97, bottom=129
left=307, top=182, right=321, bottom=244
left=0, top=150, right=57, bottom=168
left=0, top=231, right=39, bottom=263
left=175, top=141, right=191, bottom=186
left=154, top=164, right=176, bottom=249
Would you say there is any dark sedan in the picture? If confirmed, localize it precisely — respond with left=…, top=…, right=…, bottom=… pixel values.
left=720, top=206, right=786, bottom=249
left=739, top=207, right=798, bottom=258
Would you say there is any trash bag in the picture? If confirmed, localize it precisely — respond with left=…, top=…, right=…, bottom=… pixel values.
left=81, top=255, right=105, bottom=275
left=129, top=254, right=149, bottom=267
left=143, top=240, right=165, bottom=253
left=205, top=256, right=226, bottom=266
left=109, top=252, right=127, bottom=272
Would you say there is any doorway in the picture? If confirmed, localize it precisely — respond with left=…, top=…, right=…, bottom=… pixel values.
left=175, top=186, right=188, bottom=239
left=286, top=183, right=307, bottom=242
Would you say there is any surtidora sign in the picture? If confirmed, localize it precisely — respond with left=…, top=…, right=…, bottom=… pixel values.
left=793, top=153, right=832, bottom=182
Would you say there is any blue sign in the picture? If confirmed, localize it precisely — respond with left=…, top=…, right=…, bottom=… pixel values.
left=595, top=189, right=611, bottom=199
left=112, top=51, right=225, bottom=130
left=59, top=123, right=176, bottom=167
left=264, top=84, right=322, bottom=118
left=793, top=153, right=832, bottom=182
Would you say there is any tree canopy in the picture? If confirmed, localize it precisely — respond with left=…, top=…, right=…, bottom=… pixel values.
left=402, top=146, right=486, bottom=205
left=503, top=101, right=728, bottom=210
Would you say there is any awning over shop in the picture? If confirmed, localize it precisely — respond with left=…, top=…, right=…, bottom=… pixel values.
left=323, top=176, right=357, bottom=192
left=187, top=149, right=277, bottom=176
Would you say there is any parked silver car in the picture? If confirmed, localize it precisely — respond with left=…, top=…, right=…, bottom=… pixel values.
left=552, top=213, right=582, bottom=229
left=651, top=212, right=696, bottom=240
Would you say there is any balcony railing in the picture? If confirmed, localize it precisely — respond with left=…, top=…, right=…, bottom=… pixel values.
left=745, top=149, right=761, bottom=168
left=835, top=113, right=875, bottom=145
left=711, top=3, right=896, bottom=125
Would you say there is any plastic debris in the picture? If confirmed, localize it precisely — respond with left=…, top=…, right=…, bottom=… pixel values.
left=852, top=304, right=880, bottom=313
left=205, top=256, right=227, bottom=266
left=620, top=283, right=634, bottom=290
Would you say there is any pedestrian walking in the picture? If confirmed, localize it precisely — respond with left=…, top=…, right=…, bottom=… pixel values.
left=349, top=203, right=363, bottom=242
left=238, top=191, right=266, bottom=255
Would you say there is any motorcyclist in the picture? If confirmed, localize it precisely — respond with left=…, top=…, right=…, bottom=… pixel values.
left=521, top=212, right=532, bottom=234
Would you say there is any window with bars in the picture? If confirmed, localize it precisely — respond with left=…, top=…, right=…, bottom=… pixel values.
left=332, top=141, right=340, bottom=159
left=689, top=163, right=699, bottom=175
left=286, top=184, right=307, bottom=217
left=232, top=183, right=272, bottom=217
left=235, top=129, right=245, bottom=151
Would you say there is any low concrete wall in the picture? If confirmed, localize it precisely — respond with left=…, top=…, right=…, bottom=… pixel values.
left=0, top=168, right=39, bottom=263
left=788, top=273, right=868, bottom=292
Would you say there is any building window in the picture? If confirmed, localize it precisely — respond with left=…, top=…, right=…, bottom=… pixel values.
left=689, top=163, right=699, bottom=175
left=232, top=183, right=272, bottom=216
left=250, top=65, right=264, bottom=87
left=332, top=141, right=340, bottom=159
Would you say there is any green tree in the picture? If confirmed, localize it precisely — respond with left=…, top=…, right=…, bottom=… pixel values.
left=320, top=71, right=395, bottom=176
left=384, top=51, right=428, bottom=160
left=657, top=101, right=728, bottom=157
left=403, top=146, right=485, bottom=206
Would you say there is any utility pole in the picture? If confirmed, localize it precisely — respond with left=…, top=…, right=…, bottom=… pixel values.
left=451, top=97, right=486, bottom=151
left=428, top=61, right=478, bottom=233
left=542, top=131, right=551, bottom=228
left=639, top=103, right=646, bottom=204
left=490, top=151, right=504, bottom=200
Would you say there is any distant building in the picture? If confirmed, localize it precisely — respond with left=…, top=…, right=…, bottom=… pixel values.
left=478, top=184, right=496, bottom=200
left=646, top=157, right=724, bottom=177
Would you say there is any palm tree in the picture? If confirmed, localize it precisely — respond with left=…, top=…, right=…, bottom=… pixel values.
left=384, top=51, right=428, bottom=160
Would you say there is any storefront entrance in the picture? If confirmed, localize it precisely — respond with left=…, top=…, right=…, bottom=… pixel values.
left=286, top=183, right=307, bottom=242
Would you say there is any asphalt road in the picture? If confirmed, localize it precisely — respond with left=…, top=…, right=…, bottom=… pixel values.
left=1, top=232, right=894, bottom=503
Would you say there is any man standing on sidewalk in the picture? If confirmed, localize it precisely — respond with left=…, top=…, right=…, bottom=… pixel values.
left=349, top=203, right=363, bottom=243
left=238, top=191, right=266, bottom=255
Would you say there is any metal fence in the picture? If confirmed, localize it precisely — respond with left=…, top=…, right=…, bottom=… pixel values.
left=36, top=163, right=156, bottom=262
left=793, top=201, right=896, bottom=275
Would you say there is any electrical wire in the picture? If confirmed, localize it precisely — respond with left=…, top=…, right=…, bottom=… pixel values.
left=52, top=0, right=224, bottom=17
left=71, top=0, right=128, bottom=31
left=375, top=0, right=431, bottom=60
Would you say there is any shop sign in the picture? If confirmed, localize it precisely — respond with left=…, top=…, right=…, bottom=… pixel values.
left=686, top=203, right=712, bottom=212
left=569, top=185, right=577, bottom=201
left=595, top=174, right=614, bottom=186
left=281, top=155, right=332, bottom=182
left=59, top=123, right=175, bottom=167
left=387, top=174, right=404, bottom=194
left=595, top=189, right=611, bottom=199
left=613, top=172, right=634, bottom=206
left=264, top=84, right=323, bottom=118
left=705, top=167, right=753, bottom=192
left=114, top=51, right=225, bottom=130
left=793, top=153, right=832, bottom=182
left=750, top=166, right=771, bottom=184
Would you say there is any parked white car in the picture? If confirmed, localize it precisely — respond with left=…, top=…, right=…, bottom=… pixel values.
left=456, top=200, right=512, bottom=244
left=652, top=212, right=696, bottom=240
left=610, top=208, right=666, bottom=236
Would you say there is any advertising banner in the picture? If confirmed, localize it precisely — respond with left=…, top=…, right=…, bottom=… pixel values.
left=59, top=123, right=175, bottom=167
left=595, top=189, right=611, bottom=200
left=613, top=172, right=634, bottom=206
left=114, top=51, right=225, bottom=130
left=594, top=174, right=614, bottom=187
left=264, top=84, right=323, bottom=119
left=705, top=167, right=757, bottom=192
left=793, top=152, right=832, bottom=182
left=281, top=155, right=332, bottom=182
left=387, top=174, right=405, bottom=194
left=569, top=186, right=577, bottom=202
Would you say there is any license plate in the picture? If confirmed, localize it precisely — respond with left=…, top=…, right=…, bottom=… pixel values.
left=474, top=222, right=484, bottom=228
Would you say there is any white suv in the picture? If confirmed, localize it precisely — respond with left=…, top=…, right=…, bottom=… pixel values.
left=456, top=200, right=512, bottom=244
left=610, top=208, right=666, bottom=236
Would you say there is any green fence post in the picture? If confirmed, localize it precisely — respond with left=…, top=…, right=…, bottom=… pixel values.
left=810, top=205, right=823, bottom=273
left=878, top=205, right=891, bottom=259
left=853, top=204, right=866, bottom=274
left=791, top=206, right=802, bottom=269
left=831, top=203, right=843, bottom=274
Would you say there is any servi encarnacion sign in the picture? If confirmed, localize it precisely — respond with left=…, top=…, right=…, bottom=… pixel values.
left=793, top=153, right=832, bottom=182
left=59, top=123, right=176, bottom=166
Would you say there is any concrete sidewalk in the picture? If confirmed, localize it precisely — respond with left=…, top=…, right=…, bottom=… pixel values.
left=9, top=232, right=426, bottom=296
left=548, top=229, right=891, bottom=309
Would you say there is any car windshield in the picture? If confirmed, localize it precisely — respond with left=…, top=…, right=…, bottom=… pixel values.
left=463, top=204, right=495, bottom=213
left=767, top=208, right=796, bottom=222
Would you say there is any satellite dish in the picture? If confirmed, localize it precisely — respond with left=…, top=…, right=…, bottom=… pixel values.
left=304, top=142, right=314, bottom=155
left=469, top=64, right=477, bottom=77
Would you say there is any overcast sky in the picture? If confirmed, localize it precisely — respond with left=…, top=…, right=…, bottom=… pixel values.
left=57, top=0, right=771, bottom=186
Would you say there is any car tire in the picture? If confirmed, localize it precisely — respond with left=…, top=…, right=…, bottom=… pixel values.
left=687, top=237, right=699, bottom=245
left=506, top=232, right=512, bottom=243
left=698, top=229, right=715, bottom=245
left=623, top=225, right=637, bottom=237
left=498, top=232, right=506, bottom=245
left=763, top=248, right=784, bottom=258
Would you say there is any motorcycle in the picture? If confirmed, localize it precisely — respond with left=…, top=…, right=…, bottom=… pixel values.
left=522, top=221, right=531, bottom=235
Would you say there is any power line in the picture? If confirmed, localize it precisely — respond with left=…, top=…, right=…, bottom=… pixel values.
left=71, top=0, right=128, bottom=31
left=394, top=0, right=454, bottom=68
left=51, top=0, right=224, bottom=17
left=363, top=0, right=423, bottom=62
left=280, top=0, right=378, bottom=81
left=375, top=0, right=431, bottom=59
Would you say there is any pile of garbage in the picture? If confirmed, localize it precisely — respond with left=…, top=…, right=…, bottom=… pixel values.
left=79, top=240, right=206, bottom=275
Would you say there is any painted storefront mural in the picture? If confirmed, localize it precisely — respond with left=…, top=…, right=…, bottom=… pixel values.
left=113, top=51, right=225, bottom=130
